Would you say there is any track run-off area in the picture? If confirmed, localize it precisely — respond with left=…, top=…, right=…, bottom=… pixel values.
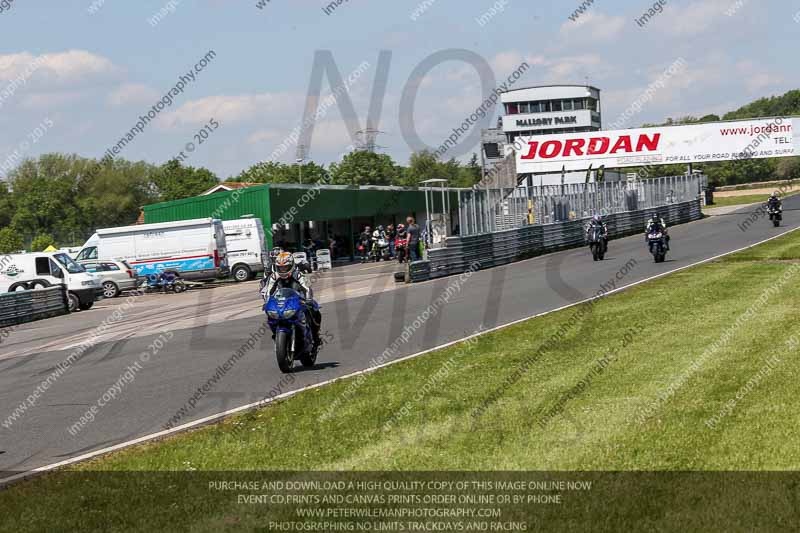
left=1, top=196, right=799, bottom=481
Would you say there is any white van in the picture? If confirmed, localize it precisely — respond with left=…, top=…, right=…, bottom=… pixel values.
left=76, top=218, right=229, bottom=282
left=0, top=252, right=102, bottom=312
left=222, top=218, right=268, bottom=281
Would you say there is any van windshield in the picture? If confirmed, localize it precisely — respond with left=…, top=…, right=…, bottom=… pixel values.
left=53, top=253, right=86, bottom=274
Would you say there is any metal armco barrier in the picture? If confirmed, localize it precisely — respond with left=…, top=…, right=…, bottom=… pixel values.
left=0, top=285, right=70, bottom=328
left=410, top=198, right=702, bottom=282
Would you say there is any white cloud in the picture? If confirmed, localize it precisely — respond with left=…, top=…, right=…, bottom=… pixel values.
left=156, top=92, right=299, bottom=129
left=656, top=0, right=741, bottom=35
left=107, top=83, right=160, bottom=107
left=0, top=49, right=120, bottom=85
left=20, top=91, right=85, bottom=110
left=735, top=60, right=785, bottom=94
left=491, top=51, right=544, bottom=77
left=246, top=129, right=282, bottom=145
left=559, top=12, right=626, bottom=41
left=544, top=54, right=605, bottom=82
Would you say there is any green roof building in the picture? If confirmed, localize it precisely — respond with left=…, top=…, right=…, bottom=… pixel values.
left=142, top=183, right=450, bottom=260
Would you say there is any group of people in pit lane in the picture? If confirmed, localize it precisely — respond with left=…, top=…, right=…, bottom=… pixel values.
left=357, top=217, right=422, bottom=263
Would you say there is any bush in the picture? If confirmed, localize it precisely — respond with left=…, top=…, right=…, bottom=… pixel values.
left=30, top=233, right=56, bottom=252
left=0, top=228, right=24, bottom=254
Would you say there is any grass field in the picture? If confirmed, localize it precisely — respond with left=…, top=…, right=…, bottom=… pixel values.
left=706, top=190, right=800, bottom=209
left=705, top=193, right=766, bottom=208
left=3, top=229, right=800, bottom=531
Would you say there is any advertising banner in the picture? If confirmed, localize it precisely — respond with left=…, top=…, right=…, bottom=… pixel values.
left=514, top=117, right=795, bottom=174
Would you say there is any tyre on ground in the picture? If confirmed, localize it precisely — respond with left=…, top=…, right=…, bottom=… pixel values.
left=275, top=330, right=294, bottom=373
left=299, top=343, right=317, bottom=368
left=8, top=282, right=30, bottom=291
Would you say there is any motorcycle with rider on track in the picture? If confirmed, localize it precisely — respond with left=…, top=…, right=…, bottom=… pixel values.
left=260, top=251, right=323, bottom=373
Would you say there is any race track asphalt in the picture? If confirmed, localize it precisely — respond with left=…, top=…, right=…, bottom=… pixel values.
left=1, top=197, right=798, bottom=479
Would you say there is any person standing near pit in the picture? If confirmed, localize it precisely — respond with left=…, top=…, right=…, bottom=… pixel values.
left=406, top=216, right=421, bottom=262
left=386, top=224, right=397, bottom=258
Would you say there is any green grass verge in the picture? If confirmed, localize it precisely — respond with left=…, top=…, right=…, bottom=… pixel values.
left=3, top=230, right=800, bottom=531
left=705, top=193, right=766, bottom=208
left=705, top=190, right=799, bottom=209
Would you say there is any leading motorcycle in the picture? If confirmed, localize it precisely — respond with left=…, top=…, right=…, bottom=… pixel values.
left=587, top=226, right=607, bottom=261
left=264, top=287, right=319, bottom=373
left=647, top=230, right=668, bottom=263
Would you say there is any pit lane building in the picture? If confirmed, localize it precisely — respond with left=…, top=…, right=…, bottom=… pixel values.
left=481, top=84, right=604, bottom=185
left=142, top=183, right=450, bottom=260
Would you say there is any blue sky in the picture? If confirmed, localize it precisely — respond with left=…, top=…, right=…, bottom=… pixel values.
left=0, top=0, right=798, bottom=179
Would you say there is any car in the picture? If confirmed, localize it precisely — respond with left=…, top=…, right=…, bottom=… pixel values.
left=81, top=259, right=140, bottom=298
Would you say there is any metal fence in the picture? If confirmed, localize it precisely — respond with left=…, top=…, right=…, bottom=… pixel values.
left=456, top=174, right=704, bottom=237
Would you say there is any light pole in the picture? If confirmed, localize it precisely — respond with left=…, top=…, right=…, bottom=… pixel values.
left=296, top=157, right=304, bottom=184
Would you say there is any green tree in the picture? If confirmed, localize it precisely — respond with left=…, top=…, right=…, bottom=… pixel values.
left=30, top=233, right=55, bottom=251
left=0, top=181, right=14, bottom=228
left=151, top=160, right=219, bottom=202
left=230, top=161, right=329, bottom=184
left=405, top=151, right=439, bottom=187
left=329, top=151, right=401, bottom=186
left=0, top=227, right=23, bottom=254
left=404, top=151, right=480, bottom=188
left=698, top=114, right=721, bottom=123
left=5, top=153, right=159, bottom=245
left=8, top=154, right=85, bottom=244
left=776, top=157, right=800, bottom=181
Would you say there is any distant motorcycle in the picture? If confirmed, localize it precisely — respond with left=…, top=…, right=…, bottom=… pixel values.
left=370, top=238, right=390, bottom=262
left=647, top=230, right=668, bottom=263
left=768, top=205, right=782, bottom=227
left=587, top=226, right=607, bottom=261
left=265, top=287, right=319, bottom=373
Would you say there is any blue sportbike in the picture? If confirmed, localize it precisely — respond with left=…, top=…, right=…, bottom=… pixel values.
left=264, top=287, right=320, bottom=372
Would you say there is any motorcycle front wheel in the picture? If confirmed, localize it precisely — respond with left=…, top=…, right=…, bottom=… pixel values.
left=300, top=343, right=317, bottom=368
left=276, top=330, right=294, bottom=373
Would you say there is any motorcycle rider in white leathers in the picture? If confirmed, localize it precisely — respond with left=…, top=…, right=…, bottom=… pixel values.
left=260, top=252, right=321, bottom=347
left=646, top=212, right=670, bottom=250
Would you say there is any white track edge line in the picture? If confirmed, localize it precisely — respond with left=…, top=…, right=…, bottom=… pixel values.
left=3, top=225, right=798, bottom=487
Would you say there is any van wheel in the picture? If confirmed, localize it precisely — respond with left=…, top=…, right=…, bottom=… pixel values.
left=8, top=282, right=30, bottom=291
left=232, top=265, right=251, bottom=282
left=67, top=293, right=80, bottom=312
left=102, top=281, right=120, bottom=298
left=79, top=302, right=94, bottom=311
